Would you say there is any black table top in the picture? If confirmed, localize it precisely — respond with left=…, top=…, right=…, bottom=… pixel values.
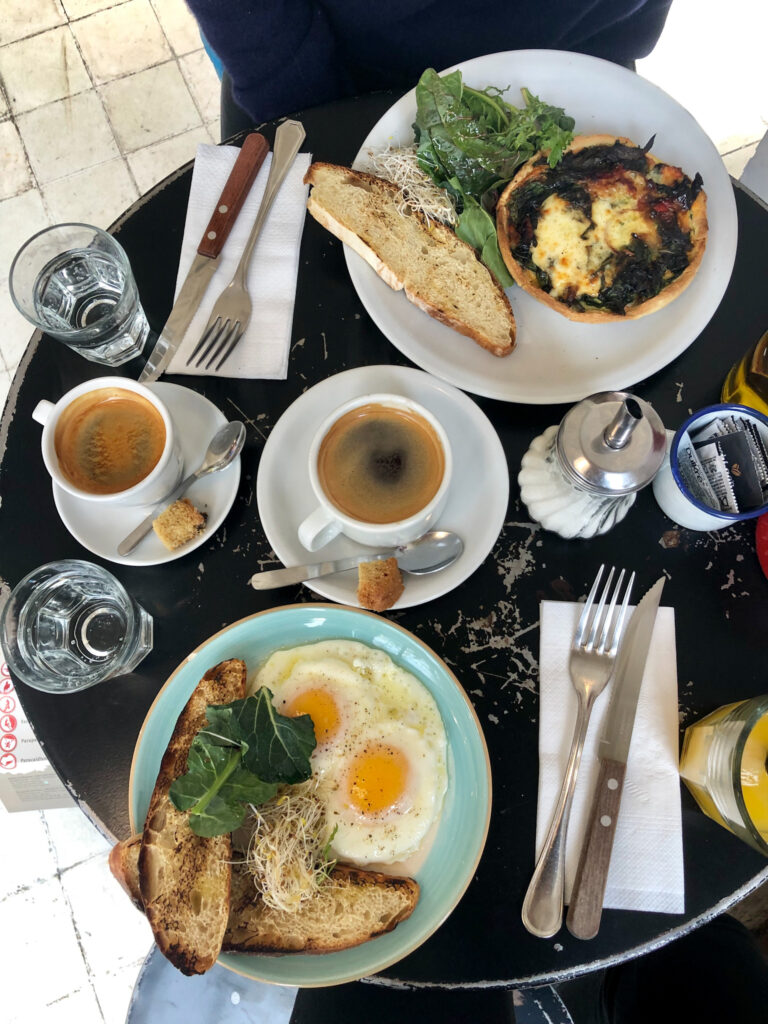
left=1, top=92, right=767, bottom=990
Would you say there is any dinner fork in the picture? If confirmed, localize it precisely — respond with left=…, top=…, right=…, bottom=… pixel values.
left=187, top=118, right=306, bottom=372
left=521, top=564, right=635, bottom=938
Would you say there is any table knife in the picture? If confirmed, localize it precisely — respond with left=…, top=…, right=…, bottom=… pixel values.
left=566, top=576, right=665, bottom=940
left=138, top=132, right=270, bottom=383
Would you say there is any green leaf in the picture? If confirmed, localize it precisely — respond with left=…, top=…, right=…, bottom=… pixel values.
left=455, top=198, right=513, bottom=288
left=205, top=689, right=316, bottom=784
left=167, top=687, right=314, bottom=837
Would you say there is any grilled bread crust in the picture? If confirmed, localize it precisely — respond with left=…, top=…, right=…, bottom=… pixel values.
left=304, top=162, right=516, bottom=357
left=138, top=659, right=247, bottom=975
left=496, top=134, right=708, bottom=323
left=112, top=835, right=419, bottom=956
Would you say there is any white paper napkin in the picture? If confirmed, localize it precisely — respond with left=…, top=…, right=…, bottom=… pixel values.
left=167, top=143, right=312, bottom=379
left=537, top=599, right=685, bottom=914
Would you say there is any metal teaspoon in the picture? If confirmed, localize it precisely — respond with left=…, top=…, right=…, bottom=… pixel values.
left=117, top=420, right=246, bottom=556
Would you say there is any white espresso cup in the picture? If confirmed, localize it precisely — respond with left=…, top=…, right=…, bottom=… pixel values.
left=298, top=393, right=453, bottom=552
left=32, top=377, right=183, bottom=507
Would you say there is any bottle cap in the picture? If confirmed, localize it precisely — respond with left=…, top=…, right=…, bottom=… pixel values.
left=556, top=391, right=666, bottom=496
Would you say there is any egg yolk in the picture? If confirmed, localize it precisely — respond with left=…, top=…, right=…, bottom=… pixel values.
left=283, top=687, right=340, bottom=744
left=346, top=742, right=409, bottom=816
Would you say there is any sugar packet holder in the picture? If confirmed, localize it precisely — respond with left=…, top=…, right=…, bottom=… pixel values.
left=682, top=413, right=768, bottom=514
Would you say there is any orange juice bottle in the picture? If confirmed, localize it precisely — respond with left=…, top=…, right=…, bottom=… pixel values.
left=721, top=329, right=768, bottom=415
left=679, top=695, right=768, bottom=855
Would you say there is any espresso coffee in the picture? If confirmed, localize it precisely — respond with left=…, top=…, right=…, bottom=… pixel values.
left=54, top=387, right=166, bottom=494
left=317, top=403, right=445, bottom=524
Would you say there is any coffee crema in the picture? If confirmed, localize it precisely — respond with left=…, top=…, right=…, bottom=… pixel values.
left=317, top=403, right=445, bottom=524
left=54, top=387, right=166, bottom=494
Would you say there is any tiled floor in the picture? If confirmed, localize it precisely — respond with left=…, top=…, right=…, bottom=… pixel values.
left=0, top=2, right=767, bottom=1022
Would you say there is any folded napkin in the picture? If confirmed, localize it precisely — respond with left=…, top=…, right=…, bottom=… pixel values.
left=536, top=600, right=684, bottom=914
left=168, top=143, right=312, bottom=379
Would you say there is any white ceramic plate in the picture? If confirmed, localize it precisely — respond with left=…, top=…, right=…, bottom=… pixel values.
left=348, top=49, right=738, bottom=404
left=53, top=383, right=241, bottom=566
left=129, top=604, right=492, bottom=987
left=256, top=365, right=508, bottom=608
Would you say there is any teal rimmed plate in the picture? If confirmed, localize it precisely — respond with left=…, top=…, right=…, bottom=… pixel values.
left=129, top=604, right=491, bottom=987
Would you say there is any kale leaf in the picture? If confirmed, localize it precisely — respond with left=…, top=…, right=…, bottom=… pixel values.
left=168, top=687, right=316, bottom=837
left=413, top=69, right=574, bottom=284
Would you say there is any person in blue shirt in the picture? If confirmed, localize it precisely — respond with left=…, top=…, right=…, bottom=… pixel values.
left=185, top=0, right=674, bottom=138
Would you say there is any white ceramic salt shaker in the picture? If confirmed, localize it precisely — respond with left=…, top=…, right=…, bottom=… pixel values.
left=519, top=391, right=666, bottom=539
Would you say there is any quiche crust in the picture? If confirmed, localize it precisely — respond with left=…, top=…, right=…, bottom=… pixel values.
left=496, top=134, right=709, bottom=323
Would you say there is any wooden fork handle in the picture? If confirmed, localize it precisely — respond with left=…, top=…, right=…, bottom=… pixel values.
left=566, top=757, right=626, bottom=940
left=196, top=132, right=270, bottom=259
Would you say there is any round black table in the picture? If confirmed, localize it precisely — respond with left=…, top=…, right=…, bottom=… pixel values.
left=1, top=93, right=767, bottom=990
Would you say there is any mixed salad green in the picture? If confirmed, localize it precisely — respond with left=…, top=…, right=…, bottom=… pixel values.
left=169, top=688, right=316, bottom=837
left=413, top=68, right=575, bottom=285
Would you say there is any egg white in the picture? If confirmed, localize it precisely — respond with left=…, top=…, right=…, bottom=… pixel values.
left=252, top=639, right=448, bottom=866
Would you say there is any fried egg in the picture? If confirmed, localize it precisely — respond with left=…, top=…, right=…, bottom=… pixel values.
left=252, top=639, right=448, bottom=865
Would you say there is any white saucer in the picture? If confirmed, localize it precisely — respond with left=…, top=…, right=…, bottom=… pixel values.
left=256, top=366, right=508, bottom=608
left=53, top=382, right=241, bottom=566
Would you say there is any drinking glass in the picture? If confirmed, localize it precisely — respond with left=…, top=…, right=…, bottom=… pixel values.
left=0, top=560, right=153, bottom=694
left=679, top=695, right=768, bottom=856
left=9, top=224, right=150, bottom=366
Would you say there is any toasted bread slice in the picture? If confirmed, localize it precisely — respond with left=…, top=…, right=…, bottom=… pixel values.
left=112, top=835, right=419, bottom=956
left=357, top=557, right=404, bottom=612
left=304, top=162, right=516, bottom=357
left=138, top=659, right=247, bottom=975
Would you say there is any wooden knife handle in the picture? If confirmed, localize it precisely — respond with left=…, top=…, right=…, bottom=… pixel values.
left=197, top=132, right=270, bottom=259
left=566, top=758, right=627, bottom=940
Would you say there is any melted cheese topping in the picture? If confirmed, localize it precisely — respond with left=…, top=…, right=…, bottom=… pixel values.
left=530, top=173, right=661, bottom=301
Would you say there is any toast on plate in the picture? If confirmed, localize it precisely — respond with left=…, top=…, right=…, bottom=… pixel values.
left=138, top=658, right=247, bottom=975
left=304, top=162, right=516, bottom=357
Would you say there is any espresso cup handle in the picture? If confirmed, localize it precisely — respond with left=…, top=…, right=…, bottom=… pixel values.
left=32, top=400, right=55, bottom=425
left=298, top=506, right=342, bottom=552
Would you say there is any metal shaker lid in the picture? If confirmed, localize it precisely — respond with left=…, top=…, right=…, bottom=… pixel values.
left=556, top=391, right=666, bottom=496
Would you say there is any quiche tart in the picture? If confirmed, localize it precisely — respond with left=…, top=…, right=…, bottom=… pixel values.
left=496, top=134, right=708, bottom=322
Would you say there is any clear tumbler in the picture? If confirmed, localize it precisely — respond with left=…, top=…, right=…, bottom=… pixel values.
left=0, top=560, right=153, bottom=694
left=9, top=224, right=150, bottom=366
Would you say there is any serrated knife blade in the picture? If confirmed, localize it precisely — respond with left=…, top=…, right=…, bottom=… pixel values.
left=139, top=132, right=269, bottom=383
left=566, top=576, right=665, bottom=939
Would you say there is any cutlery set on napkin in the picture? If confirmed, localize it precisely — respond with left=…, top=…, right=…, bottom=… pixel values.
left=140, top=120, right=311, bottom=383
left=525, top=567, right=683, bottom=939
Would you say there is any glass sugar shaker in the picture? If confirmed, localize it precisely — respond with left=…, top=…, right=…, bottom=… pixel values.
left=518, top=391, right=666, bottom=538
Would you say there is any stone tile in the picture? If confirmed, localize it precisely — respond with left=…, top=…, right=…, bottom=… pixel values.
left=101, top=61, right=201, bottom=153
left=0, top=26, right=91, bottom=115
left=1, top=876, right=93, bottom=1020
left=127, top=124, right=209, bottom=194
left=59, top=853, right=154, bottom=977
left=207, top=118, right=222, bottom=144
left=180, top=48, right=221, bottom=123
left=17, top=90, right=119, bottom=183
left=72, top=0, right=171, bottom=85
left=62, top=0, right=115, bottom=16
left=723, top=142, right=759, bottom=181
left=0, top=803, right=56, bottom=898
left=0, top=0, right=65, bottom=47
left=91, top=955, right=148, bottom=1024
left=41, top=157, right=139, bottom=228
left=40, top=985, right=105, bottom=1024
left=152, top=0, right=202, bottom=56
left=0, top=285, right=36, bottom=374
left=0, top=85, right=8, bottom=119
left=0, top=368, right=12, bottom=412
left=43, top=806, right=111, bottom=872
left=0, top=121, right=33, bottom=199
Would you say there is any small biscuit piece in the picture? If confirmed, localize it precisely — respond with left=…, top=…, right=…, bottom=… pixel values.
left=153, top=498, right=207, bottom=550
left=357, top=557, right=404, bottom=612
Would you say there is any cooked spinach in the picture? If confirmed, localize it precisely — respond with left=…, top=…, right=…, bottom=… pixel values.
left=413, top=68, right=574, bottom=286
left=168, top=687, right=316, bottom=837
